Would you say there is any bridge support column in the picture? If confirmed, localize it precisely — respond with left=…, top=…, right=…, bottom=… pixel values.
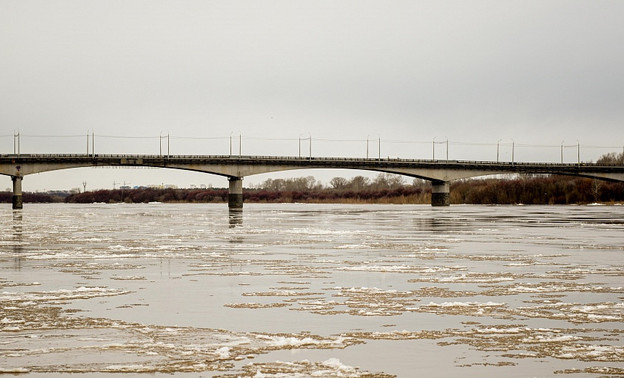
left=12, top=176, right=23, bottom=210
left=228, top=177, right=243, bottom=209
left=431, top=180, right=450, bottom=207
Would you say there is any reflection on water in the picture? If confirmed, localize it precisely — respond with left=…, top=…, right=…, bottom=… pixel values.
left=229, top=208, right=243, bottom=228
left=1, top=203, right=623, bottom=376
left=11, top=210, right=23, bottom=269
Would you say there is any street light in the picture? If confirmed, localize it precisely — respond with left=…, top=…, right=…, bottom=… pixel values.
left=497, top=139, right=502, bottom=163
left=160, top=132, right=163, bottom=157
left=577, top=141, right=580, bottom=164
left=432, top=137, right=447, bottom=161
left=13, top=131, right=20, bottom=156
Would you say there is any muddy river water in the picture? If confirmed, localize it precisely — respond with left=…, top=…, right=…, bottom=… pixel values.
left=1, top=203, right=623, bottom=377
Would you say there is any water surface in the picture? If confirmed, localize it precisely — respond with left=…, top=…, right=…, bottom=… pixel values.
left=1, top=203, right=623, bottom=376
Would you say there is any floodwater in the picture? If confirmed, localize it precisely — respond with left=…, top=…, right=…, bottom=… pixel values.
left=1, top=203, right=623, bottom=377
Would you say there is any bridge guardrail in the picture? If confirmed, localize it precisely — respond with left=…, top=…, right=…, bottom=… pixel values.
left=0, top=153, right=621, bottom=168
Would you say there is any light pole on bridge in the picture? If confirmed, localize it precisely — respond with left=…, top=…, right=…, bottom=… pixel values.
left=86, top=131, right=96, bottom=156
left=229, top=132, right=242, bottom=157
left=432, top=137, right=448, bottom=161
left=577, top=141, right=580, bottom=165
left=509, top=140, right=514, bottom=163
left=13, top=131, right=20, bottom=156
left=366, top=135, right=380, bottom=160
left=159, top=133, right=170, bottom=157
left=297, top=135, right=311, bottom=159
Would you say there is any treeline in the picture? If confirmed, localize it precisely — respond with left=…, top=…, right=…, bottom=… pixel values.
left=56, top=174, right=624, bottom=205
left=256, top=174, right=406, bottom=192
left=246, top=174, right=427, bottom=203
left=451, top=176, right=624, bottom=204
left=0, top=192, right=57, bottom=203
left=65, top=188, right=229, bottom=204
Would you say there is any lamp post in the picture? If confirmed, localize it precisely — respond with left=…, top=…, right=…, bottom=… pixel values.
left=432, top=137, right=447, bottom=161
left=497, top=139, right=502, bottom=163
left=561, top=141, right=564, bottom=163
left=512, top=140, right=515, bottom=164
left=13, top=131, right=20, bottom=156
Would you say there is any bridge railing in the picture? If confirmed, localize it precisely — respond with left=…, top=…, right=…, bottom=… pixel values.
left=1, top=153, right=622, bottom=168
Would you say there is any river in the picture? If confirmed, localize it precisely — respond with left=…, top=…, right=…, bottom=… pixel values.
left=1, top=203, right=623, bottom=377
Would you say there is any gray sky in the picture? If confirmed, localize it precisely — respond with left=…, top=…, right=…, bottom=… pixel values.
left=1, top=0, right=623, bottom=191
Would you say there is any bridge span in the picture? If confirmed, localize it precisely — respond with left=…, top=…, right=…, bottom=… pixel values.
left=2, top=154, right=624, bottom=209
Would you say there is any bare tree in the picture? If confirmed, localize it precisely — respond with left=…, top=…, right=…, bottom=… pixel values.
left=329, top=177, right=348, bottom=190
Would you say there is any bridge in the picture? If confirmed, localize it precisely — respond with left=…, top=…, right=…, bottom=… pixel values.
left=2, top=153, right=624, bottom=209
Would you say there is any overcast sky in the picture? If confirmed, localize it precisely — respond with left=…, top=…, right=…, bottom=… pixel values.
left=1, top=0, right=623, bottom=191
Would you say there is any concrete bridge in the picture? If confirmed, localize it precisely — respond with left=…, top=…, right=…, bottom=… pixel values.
left=2, top=153, right=624, bottom=209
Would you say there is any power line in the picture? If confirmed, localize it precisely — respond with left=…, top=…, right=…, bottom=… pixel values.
left=3, top=133, right=622, bottom=151
left=21, top=134, right=86, bottom=138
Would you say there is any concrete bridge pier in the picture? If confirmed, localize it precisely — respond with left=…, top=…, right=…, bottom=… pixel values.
left=12, top=176, right=23, bottom=210
left=228, top=177, right=244, bottom=209
left=431, top=180, right=450, bottom=207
